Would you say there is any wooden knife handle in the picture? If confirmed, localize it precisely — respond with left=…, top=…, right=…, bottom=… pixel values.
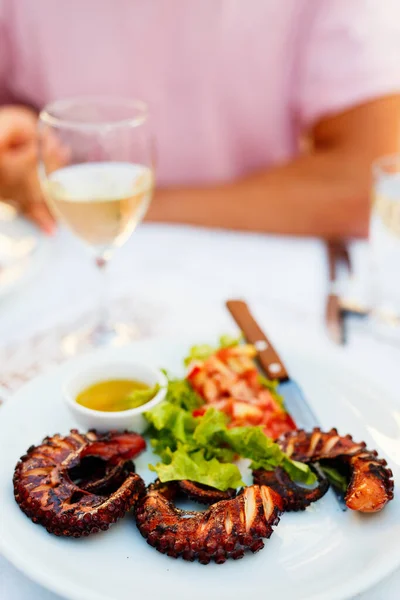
left=226, top=299, right=289, bottom=382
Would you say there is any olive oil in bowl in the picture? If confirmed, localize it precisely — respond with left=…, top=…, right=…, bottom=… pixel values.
left=63, top=360, right=167, bottom=433
left=76, top=379, right=159, bottom=413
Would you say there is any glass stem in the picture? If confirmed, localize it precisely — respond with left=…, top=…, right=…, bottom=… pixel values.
left=96, top=255, right=110, bottom=335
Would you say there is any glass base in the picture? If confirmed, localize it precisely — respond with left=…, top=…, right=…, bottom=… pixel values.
left=61, top=321, right=140, bottom=357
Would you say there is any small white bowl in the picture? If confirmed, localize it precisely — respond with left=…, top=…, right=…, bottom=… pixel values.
left=62, top=359, right=167, bottom=433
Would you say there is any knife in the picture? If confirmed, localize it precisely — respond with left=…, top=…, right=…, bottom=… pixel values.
left=226, top=299, right=347, bottom=510
left=325, top=240, right=356, bottom=344
left=326, top=241, right=345, bottom=345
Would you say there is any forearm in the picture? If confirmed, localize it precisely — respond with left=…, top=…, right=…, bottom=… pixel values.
left=147, top=150, right=369, bottom=238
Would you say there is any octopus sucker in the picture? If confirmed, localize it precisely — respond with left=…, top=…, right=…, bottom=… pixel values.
left=260, top=484, right=273, bottom=517
left=275, top=428, right=394, bottom=513
left=224, top=510, right=233, bottom=535
left=323, top=435, right=340, bottom=454
left=135, top=481, right=283, bottom=563
left=308, top=430, right=322, bottom=457
left=13, top=430, right=146, bottom=537
left=243, top=486, right=256, bottom=532
left=23, top=467, right=53, bottom=477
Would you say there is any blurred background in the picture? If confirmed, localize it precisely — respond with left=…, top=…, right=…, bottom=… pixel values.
left=0, top=0, right=400, bottom=379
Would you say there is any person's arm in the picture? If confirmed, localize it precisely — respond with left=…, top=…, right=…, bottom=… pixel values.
left=147, top=96, right=400, bottom=238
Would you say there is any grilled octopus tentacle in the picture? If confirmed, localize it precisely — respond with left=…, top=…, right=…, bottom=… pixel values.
left=13, top=430, right=146, bottom=537
left=253, top=465, right=329, bottom=511
left=278, top=428, right=394, bottom=513
left=135, top=481, right=283, bottom=564
left=177, top=480, right=236, bottom=504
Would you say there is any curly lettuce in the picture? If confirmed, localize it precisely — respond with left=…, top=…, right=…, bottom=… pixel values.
left=145, top=401, right=316, bottom=489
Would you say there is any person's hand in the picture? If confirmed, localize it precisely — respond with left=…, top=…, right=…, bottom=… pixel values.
left=0, top=105, right=55, bottom=233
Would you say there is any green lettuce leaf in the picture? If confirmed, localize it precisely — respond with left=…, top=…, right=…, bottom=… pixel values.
left=125, top=383, right=160, bottom=408
left=145, top=348, right=317, bottom=490
left=183, top=344, right=215, bottom=366
left=192, top=409, right=316, bottom=485
left=224, top=425, right=316, bottom=485
left=148, top=428, right=177, bottom=463
left=320, top=465, right=348, bottom=492
left=163, top=376, right=204, bottom=411
left=218, top=334, right=243, bottom=349
left=147, top=403, right=317, bottom=488
left=149, top=448, right=244, bottom=491
left=193, top=408, right=229, bottom=446
left=144, top=402, right=197, bottom=443
left=224, top=425, right=281, bottom=463
left=189, top=409, right=235, bottom=462
left=281, top=457, right=317, bottom=486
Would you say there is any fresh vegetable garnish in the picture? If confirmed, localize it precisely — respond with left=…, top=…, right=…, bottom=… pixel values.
left=183, top=334, right=243, bottom=366
left=185, top=337, right=295, bottom=438
left=126, top=384, right=160, bottom=409
left=258, top=375, right=285, bottom=410
left=145, top=338, right=314, bottom=491
left=162, top=373, right=204, bottom=411
left=149, top=448, right=244, bottom=491
left=320, top=465, right=348, bottom=493
left=145, top=402, right=316, bottom=490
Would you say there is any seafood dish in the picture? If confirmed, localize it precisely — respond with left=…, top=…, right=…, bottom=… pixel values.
left=13, top=337, right=394, bottom=564
left=254, top=428, right=394, bottom=512
left=14, top=430, right=145, bottom=537
left=135, top=481, right=283, bottom=564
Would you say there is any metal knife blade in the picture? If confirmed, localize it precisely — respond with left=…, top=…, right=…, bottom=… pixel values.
left=226, top=299, right=347, bottom=511
left=277, top=379, right=319, bottom=430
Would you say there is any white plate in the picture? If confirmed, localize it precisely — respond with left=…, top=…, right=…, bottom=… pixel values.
left=0, top=210, right=49, bottom=299
left=0, top=338, right=399, bottom=600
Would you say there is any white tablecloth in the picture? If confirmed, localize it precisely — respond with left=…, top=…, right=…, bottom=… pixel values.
left=1, top=224, right=399, bottom=600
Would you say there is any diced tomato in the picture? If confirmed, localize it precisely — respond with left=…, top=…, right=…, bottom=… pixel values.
left=254, top=389, right=277, bottom=411
left=241, top=369, right=260, bottom=388
left=192, top=406, right=207, bottom=418
left=216, top=374, right=237, bottom=394
left=203, top=378, right=219, bottom=402
left=215, top=347, right=232, bottom=362
left=263, top=412, right=297, bottom=440
left=232, top=401, right=264, bottom=425
left=229, top=380, right=255, bottom=402
left=187, top=365, right=206, bottom=390
left=204, top=356, right=230, bottom=375
left=210, top=398, right=234, bottom=417
left=187, top=345, right=298, bottom=440
left=187, top=364, right=202, bottom=379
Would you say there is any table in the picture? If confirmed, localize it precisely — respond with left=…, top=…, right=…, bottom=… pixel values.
left=1, top=223, right=399, bottom=599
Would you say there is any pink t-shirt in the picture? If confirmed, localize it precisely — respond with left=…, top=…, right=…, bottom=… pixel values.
left=1, top=0, right=400, bottom=186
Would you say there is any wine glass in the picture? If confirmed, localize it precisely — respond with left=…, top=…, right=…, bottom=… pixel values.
left=38, top=97, right=154, bottom=355
left=369, top=154, right=400, bottom=342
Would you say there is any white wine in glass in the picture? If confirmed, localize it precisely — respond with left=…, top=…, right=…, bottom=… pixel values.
left=45, top=162, right=153, bottom=256
left=39, top=98, right=154, bottom=355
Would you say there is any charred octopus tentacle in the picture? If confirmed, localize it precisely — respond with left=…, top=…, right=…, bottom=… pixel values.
left=135, top=480, right=283, bottom=564
left=253, top=465, right=329, bottom=511
left=13, top=430, right=146, bottom=537
left=277, top=428, right=394, bottom=513
left=177, top=480, right=236, bottom=504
